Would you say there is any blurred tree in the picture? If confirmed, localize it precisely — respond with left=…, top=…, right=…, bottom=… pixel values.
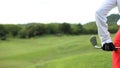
left=0, top=25, right=7, bottom=40
left=45, top=23, right=60, bottom=34
left=4, top=25, right=21, bottom=37
left=59, top=23, right=71, bottom=34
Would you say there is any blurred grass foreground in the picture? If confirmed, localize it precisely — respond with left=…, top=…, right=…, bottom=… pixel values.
left=0, top=35, right=113, bottom=68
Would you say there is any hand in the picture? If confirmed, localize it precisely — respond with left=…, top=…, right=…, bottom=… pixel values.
left=102, top=42, right=116, bottom=51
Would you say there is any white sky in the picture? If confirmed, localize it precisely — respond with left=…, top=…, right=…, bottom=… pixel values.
left=0, top=0, right=119, bottom=24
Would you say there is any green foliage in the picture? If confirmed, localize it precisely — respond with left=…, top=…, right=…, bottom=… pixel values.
left=59, top=23, right=72, bottom=34
left=18, top=27, right=28, bottom=38
left=0, top=21, right=118, bottom=39
left=18, top=23, right=46, bottom=38
left=107, top=14, right=120, bottom=23
left=71, top=23, right=84, bottom=34
left=26, top=23, right=45, bottom=37
left=4, top=24, right=21, bottom=37
left=76, top=23, right=84, bottom=34
left=0, top=25, right=7, bottom=40
left=83, top=22, right=97, bottom=34
left=45, top=23, right=60, bottom=34
left=1, top=13, right=120, bottom=39
left=108, top=23, right=118, bottom=33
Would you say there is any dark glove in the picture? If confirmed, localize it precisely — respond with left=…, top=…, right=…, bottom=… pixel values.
left=102, top=42, right=116, bottom=51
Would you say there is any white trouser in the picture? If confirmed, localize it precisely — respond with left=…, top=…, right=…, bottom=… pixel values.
left=95, top=0, right=120, bottom=45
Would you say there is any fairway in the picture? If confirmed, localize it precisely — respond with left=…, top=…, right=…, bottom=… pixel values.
left=0, top=35, right=113, bottom=68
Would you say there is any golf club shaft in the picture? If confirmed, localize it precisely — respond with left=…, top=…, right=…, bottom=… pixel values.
left=94, top=45, right=120, bottom=49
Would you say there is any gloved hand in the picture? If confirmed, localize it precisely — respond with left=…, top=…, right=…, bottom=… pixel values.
left=102, top=42, right=116, bottom=51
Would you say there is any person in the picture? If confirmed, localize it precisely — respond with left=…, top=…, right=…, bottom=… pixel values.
left=113, top=22, right=120, bottom=68
left=95, top=0, right=120, bottom=68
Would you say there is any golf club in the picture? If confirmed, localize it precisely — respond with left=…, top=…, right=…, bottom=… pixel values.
left=90, top=35, right=120, bottom=49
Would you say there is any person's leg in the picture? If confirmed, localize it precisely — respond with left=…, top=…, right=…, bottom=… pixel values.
left=114, top=28, right=120, bottom=46
left=113, top=28, right=120, bottom=68
left=112, top=0, right=120, bottom=68
left=95, top=0, right=117, bottom=44
left=117, top=0, right=120, bottom=12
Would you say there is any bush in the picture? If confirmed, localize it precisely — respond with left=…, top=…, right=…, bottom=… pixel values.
left=70, top=24, right=83, bottom=35
left=0, top=25, right=7, bottom=40
left=1, top=19, right=119, bottom=39
left=59, top=23, right=72, bottom=34
left=45, top=23, right=60, bottom=34
left=18, top=28, right=28, bottom=38
left=83, top=22, right=97, bottom=34
left=27, top=23, right=45, bottom=37
left=18, top=23, right=46, bottom=38
left=108, top=23, right=118, bottom=33
left=4, top=24, right=21, bottom=37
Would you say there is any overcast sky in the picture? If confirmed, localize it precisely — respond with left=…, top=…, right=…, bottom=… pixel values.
left=0, top=0, right=119, bottom=24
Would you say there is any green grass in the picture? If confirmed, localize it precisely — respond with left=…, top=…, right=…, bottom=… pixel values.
left=0, top=35, right=114, bottom=68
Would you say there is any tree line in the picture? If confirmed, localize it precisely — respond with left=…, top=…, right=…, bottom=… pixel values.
left=0, top=14, right=119, bottom=40
left=0, top=23, right=85, bottom=40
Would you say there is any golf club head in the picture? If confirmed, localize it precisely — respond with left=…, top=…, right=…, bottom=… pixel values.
left=90, top=35, right=98, bottom=47
left=94, top=45, right=101, bottom=49
left=90, top=35, right=101, bottom=49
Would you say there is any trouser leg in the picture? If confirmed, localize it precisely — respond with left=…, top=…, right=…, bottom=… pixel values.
left=95, top=0, right=117, bottom=44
